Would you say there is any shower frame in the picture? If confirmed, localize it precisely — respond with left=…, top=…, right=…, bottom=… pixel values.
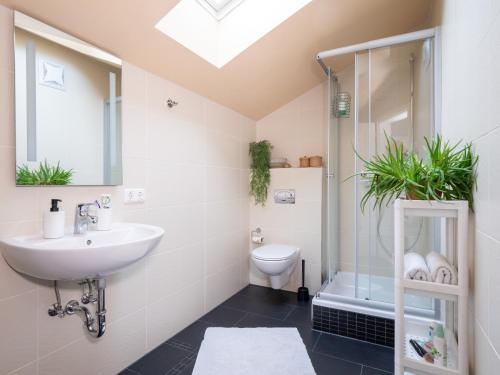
left=315, top=27, right=442, bottom=313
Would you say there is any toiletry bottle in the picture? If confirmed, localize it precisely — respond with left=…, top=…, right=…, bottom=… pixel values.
left=43, top=199, right=65, bottom=239
left=433, top=324, right=446, bottom=367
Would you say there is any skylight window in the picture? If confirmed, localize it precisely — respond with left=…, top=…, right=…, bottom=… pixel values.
left=155, top=0, right=312, bottom=68
left=196, top=0, right=244, bottom=20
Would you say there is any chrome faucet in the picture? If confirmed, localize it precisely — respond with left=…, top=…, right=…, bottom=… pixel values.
left=74, top=203, right=98, bottom=234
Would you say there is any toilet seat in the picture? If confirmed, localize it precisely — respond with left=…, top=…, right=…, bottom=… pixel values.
left=251, top=244, right=298, bottom=261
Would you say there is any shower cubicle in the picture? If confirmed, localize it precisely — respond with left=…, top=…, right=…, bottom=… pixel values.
left=314, top=28, right=441, bottom=326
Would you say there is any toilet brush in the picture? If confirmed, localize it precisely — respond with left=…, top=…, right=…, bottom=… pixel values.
left=297, top=259, right=309, bottom=302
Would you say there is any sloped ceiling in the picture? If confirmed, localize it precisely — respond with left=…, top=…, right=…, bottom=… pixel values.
left=0, top=0, right=433, bottom=119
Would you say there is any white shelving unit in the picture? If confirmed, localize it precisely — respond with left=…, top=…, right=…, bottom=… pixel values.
left=394, top=199, right=469, bottom=375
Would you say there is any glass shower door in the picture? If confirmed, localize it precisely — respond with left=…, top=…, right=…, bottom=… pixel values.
left=354, top=39, right=435, bottom=306
left=323, top=69, right=340, bottom=284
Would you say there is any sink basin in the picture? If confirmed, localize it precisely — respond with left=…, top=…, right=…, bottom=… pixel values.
left=0, top=223, right=164, bottom=280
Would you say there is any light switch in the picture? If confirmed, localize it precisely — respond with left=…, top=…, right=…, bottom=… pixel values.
left=124, top=188, right=145, bottom=204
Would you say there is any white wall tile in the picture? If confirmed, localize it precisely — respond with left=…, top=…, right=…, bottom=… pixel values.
left=205, top=263, right=242, bottom=311
left=206, top=231, right=242, bottom=276
left=121, top=105, right=148, bottom=159
left=0, top=71, right=15, bottom=147
left=0, top=291, right=37, bottom=374
left=146, top=204, right=204, bottom=254
left=147, top=162, right=205, bottom=207
left=5, top=362, right=37, bottom=375
left=206, top=166, right=241, bottom=202
left=147, top=242, right=204, bottom=304
left=474, top=232, right=491, bottom=333
left=0, top=6, right=13, bottom=74
left=0, top=257, right=37, bottom=300
left=206, top=130, right=240, bottom=168
left=147, top=282, right=204, bottom=349
left=106, top=259, right=147, bottom=322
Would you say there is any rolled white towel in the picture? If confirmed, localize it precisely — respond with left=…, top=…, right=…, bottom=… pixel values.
left=404, top=252, right=431, bottom=281
left=426, top=251, right=458, bottom=285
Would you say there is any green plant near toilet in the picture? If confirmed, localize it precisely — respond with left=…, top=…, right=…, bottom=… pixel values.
left=249, top=140, right=273, bottom=206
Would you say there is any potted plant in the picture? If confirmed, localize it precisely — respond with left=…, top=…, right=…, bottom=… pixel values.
left=249, top=140, right=273, bottom=206
left=356, top=135, right=478, bottom=211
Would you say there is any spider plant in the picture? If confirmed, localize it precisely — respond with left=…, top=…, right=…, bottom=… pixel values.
left=356, top=135, right=478, bottom=212
left=16, top=160, right=73, bottom=185
left=249, top=140, right=273, bottom=206
left=422, top=136, right=478, bottom=206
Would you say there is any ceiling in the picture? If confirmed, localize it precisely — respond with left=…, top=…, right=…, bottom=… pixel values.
left=0, top=0, right=433, bottom=120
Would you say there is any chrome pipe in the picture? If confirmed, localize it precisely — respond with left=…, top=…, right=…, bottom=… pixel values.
left=94, top=280, right=106, bottom=338
left=48, top=278, right=107, bottom=338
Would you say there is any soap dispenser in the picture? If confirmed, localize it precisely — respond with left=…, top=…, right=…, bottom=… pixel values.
left=43, top=199, right=65, bottom=239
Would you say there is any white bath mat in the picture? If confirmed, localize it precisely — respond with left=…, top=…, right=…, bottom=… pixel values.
left=192, top=327, right=316, bottom=375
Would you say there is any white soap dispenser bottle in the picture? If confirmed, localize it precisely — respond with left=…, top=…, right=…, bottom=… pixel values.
left=43, top=199, right=65, bottom=239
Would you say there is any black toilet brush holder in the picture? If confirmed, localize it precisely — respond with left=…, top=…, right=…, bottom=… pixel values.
left=297, top=259, right=309, bottom=302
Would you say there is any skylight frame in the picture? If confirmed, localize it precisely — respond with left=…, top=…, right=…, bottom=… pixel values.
left=155, top=0, right=313, bottom=68
left=196, top=0, right=245, bottom=21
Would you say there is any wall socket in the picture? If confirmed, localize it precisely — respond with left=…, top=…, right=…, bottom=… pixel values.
left=124, top=188, right=145, bottom=204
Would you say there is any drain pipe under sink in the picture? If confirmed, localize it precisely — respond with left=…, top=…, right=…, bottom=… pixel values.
left=48, top=278, right=107, bottom=338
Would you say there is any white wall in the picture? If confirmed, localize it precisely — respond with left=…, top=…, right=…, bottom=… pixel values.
left=256, top=83, right=326, bottom=168
left=431, top=1, right=500, bottom=373
left=251, top=84, right=325, bottom=294
left=0, top=5, right=255, bottom=374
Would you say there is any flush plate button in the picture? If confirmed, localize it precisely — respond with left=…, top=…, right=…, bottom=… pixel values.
left=274, top=189, right=295, bottom=204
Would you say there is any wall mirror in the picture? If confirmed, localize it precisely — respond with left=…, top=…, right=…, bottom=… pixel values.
left=14, top=12, right=122, bottom=186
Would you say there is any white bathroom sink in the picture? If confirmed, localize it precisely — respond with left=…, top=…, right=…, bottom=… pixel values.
left=0, top=223, right=164, bottom=280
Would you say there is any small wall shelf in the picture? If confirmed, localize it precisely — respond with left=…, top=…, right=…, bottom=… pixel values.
left=394, top=199, right=469, bottom=375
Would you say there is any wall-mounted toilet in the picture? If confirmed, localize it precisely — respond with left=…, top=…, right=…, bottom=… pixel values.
left=251, top=244, right=299, bottom=289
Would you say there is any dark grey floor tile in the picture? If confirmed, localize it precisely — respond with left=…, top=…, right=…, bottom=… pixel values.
left=171, top=320, right=213, bottom=349
left=362, top=365, right=393, bottom=374
left=129, top=344, right=191, bottom=375
left=199, top=305, right=247, bottom=326
left=171, top=317, right=237, bottom=350
left=314, top=333, right=394, bottom=372
left=295, top=323, right=322, bottom=351
left=165, top=351, right=197, bottom=375
left=284, top=305, right=312, bottom=327
left=234, top=312, right=320, bottom=350
left=176, top=359, right=196, bottom=375
left=222, top=292, right=294, bottom=319
left=309, top=352, right=363, bottom=375
left=117, top=369, right=142, bottom=375
left=238, top=284, right=312, bottom=307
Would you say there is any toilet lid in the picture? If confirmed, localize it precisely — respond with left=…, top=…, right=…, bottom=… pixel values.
left=252, top=244, right=298, bottom=261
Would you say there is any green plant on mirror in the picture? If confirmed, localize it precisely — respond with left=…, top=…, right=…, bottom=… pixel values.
left=16, top=160, right=73, bottom=185
left=249, top=140, right=273, bottom=206
left=355, top=135, right=478, bottom=212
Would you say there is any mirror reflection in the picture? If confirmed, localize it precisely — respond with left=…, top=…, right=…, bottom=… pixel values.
left=14, top=12, right=122, bottom=186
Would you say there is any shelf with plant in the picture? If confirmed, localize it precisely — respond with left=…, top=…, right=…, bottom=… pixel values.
left=249, top=140, right=273, bottom=206
left=16, top=160, right=73, bottom=185
left=355, top=135, right=478, bottom=211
